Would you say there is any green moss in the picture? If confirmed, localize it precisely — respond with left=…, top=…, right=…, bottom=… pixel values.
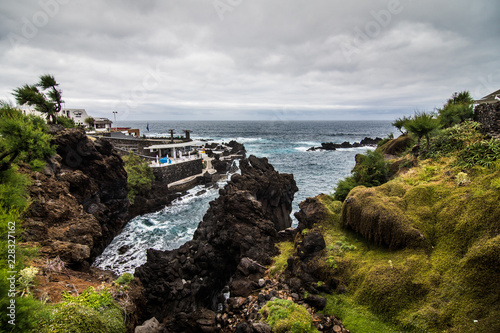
left=377, top=180, right=406, bottom=198
left=322, top=294, right=400, bottom=333
left=260, top=299, right=318, bottom=333
left=353, top=255, right=430, bottom=320
left=314, top=162, right=500, bottom=332
left=269, top=241, right=295, bottom=278
left=341, top=187, right=428, bottom=250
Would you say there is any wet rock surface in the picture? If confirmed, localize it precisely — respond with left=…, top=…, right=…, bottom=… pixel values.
left=307, top=137, right=382, bottom=151
left=135, top=155, right=298, bottom=331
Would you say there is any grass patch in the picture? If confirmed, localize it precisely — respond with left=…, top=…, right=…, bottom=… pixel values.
left=312, top=158, right=500, bottom=332
left=323, top=294, right=401, bottom=333
left=268, top=241, right=295, bottom=278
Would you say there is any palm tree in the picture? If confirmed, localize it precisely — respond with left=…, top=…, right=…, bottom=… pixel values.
left=84, top=117, right=95, bottom=129
left=12, top=74, right=63, bottom=124
left=405, top=112, right=440, bottom=150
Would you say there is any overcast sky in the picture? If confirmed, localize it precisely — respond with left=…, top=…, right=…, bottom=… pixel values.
left=1, top=0, right=499, bottom=121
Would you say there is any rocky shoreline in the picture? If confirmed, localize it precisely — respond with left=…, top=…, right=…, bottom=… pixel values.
left=127, top=140, right=246, bottom=220
left=24, top=128, right=351, bottom=332
left=307, top=137, right=382, bottom=151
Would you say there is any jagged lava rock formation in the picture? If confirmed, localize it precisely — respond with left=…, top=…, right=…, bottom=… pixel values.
left=22, top=127, right=129, bottom=269
left=135, top=155, right=298, bottom=331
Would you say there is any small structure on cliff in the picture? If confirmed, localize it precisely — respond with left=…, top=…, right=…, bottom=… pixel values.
left=474, top=89, right=500, bottom=138
left=145, top=141, right=203, bottom=164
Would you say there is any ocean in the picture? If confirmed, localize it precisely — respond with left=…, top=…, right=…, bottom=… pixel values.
left=94, top=120, right=394, bottom=274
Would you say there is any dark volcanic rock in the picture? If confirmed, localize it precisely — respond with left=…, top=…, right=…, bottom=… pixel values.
left=23, top=128, right=129, bottom=269
left=135, top=155, right=298, bottom=330
left=294, top=197, right=328, bottom=231
left=309, top=137, right=383, bottom=151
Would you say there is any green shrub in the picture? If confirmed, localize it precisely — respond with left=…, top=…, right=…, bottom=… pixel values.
left=260, top=299, right=318, bottom=333
left=122, top=153, right=155, bottom=204
left=61, top=286, right=114, bottom=310
left=0, top=104, right=54, bottom=171
left=423, top=121, right=484, bottom=159
left=0, top=167, right=30, bottom=211
left=37, top=286, right=125, bottom=333
left=333, top=150, right=389, bottom=202
left=437, top=91, right=474, bottom=128
left=37, top=303, right=125, bottom=333
left=114, top=273, right=134, bottom=286
left=455, top=138, right=500, bottom=169
left=352, top=150, right=389, bottom=187
left=56, top=116, right=76, bottom=128
left=333, top=176, right=357, bottom=202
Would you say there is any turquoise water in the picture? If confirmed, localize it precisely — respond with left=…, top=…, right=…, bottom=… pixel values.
left=94, top=121, right=394, bottom=274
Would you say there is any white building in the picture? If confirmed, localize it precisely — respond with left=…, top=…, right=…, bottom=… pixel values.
left=61, top=109, right=90, bottom=126
left=18, top=105, right=45, bottom=118
left=94, top=117, right=113, bottom=132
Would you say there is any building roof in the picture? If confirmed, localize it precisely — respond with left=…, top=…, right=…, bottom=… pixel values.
left=94, top=117, right=113, bottom=123
left=475, top=89, right=500, bottom=104
left=145, top=141, right=203, bottom=150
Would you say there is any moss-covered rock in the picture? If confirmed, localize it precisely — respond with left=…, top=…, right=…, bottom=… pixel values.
left=309, top=161, right=500, bottom=332
left=341, top=186, right=428, bottom=250
left=259, top=299, right=318, bottom=333
left=377, top=134, right=414, bottom=156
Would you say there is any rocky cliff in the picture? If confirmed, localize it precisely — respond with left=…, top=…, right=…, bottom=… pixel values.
left=22, top=127, right=129, bottom=269
left=135, top=155, right=298, bottom=331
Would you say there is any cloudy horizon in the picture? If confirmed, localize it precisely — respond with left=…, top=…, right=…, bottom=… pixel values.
left=1, top=0, right=499, bottom=121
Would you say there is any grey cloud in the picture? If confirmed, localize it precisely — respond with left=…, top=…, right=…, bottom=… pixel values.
left=0, top=0, right=499, bottom=120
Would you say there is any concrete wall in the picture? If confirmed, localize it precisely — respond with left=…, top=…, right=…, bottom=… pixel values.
left=475, top=102, right=500, bottom=138
left=152, top=159, right=203, bottom=184
left=99, top=137, right=165, bottom=158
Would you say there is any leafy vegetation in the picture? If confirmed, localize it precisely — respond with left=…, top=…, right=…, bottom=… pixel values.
left=56, top=115, right=76, bottom=128
left=0, top=103, right=54, bottom=172
left=84, top=117, right=95, bottom=129
left=437, top=91, right=474, bottom=128
left=114, top=273, right=134, bottom=286
left=404, top=111, right=440, bottom=150
left=391, top=116, right=410, bottom=135
left=12, top=74, right=64, bottom=124
left=0, top=101, right=54, bottom=332
left=122, top=152, right=155, bottom=204
left=260, top=299, right=318, bottom=333
left=333, top=150, right=389, bottom=201
left=36, top=286, right=125, bottom=333
left=317, top=157, right=500, bottom=332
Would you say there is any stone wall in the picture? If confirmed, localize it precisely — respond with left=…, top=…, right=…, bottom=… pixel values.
left=152, top=159, right=203, bottom=184
left=475, top=102, right=500, bottom=138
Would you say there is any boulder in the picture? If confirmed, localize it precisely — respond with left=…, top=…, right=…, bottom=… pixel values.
left=342, top=186, right=428, bottom=250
